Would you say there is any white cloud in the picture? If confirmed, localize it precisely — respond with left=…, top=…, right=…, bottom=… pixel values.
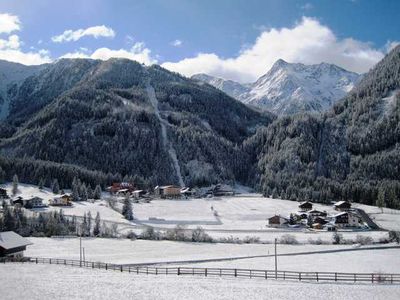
left=0, top=48, right=51, bottom=65
left=0, top=13, right=21, bottom=34
left=60, top=42, right=156, bottom=65
left=52, top=25, right=115, bottom=43
left=170, top=39, right=183, bottom=47
left=301, top=3, right=313, bottom=10
left=162, top=17, right=385, bottom=83
left=0, top=35, right=21, bottom=50
left=385, top=40, right=400, bottom=52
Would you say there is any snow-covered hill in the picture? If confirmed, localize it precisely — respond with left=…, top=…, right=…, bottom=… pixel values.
left=192, top=60, right=360, bottom=115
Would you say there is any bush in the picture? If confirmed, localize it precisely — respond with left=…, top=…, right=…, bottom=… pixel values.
left=126, top=231, right=137, bottom=240
left=165, top=225, right=187, bottom=241
left=308, top=237, right=324, bottom=245
left=332, top=232, right=343, bottom=244
left=140, top=227, right=161, bottom=240
left=191, top=227, right=213, bottom=243
left=355, top=235, right=373, bottom=245
left=388, top=231, right=400, bottom=244
left=279, top=234, right=298, bottom=244
left=242, top=236, right=261, bottom=244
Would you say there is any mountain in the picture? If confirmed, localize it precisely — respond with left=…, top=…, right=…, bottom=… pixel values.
left=191, top=73, right=250, bottom=101
left=245, top=45, right=400, bottom=208
left=192, top=60, right=360, bottom=115
left=0, top=60, right=46, bottom=120
left=0, top=58, right=273, bottom=188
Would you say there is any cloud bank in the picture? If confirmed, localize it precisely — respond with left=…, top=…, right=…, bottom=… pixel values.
left=52, top=25, right=115, bottom=43
left=0, top=13, right=21, bottom=34
left=162, top=17, right=385, bottom=82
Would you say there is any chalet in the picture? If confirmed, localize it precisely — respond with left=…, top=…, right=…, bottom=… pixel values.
left=334, top=212, right=362, bottom=228
left=107, top=182, right=135, bottom=194
left=180, top=187, right=197, bottom=198
left=12, top=197, right=44, bottom=208
left=334, top=201, right=352, bottom=211
left=0, top=188, right=8, bottom=199
left=313, top=216, right=328, bottom=225
left=49, top=194, right=72, bottom=206
left=295, top=212, right=308, bottom=220
left=0, top=231, right=32, bottom=258
left=298, top=201, right=312, bottom=211
left=132, top=190, right=147, bottom=200
left=155, top=185, right=181, bottom=199
left=308, top=210, right=327, bottom=217
left=207, top=184, right=234, bottom=197
left=267, top=215, right=288, bottom=227
left=312, top=223, right=323, bottom=230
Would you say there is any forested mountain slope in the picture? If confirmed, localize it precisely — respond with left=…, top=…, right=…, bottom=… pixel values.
left=0, top=58, right=273, bottom=188
left=245, top=45, right=400, bottom=208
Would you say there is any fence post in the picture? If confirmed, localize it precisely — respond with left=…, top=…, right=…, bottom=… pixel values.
left=299, top=272, right=301, bottom=281
left=354, top=274, right=356, bottom=283
left=235, top=269, right=237, bottom=277
left=137, top=267, right=139, bottom=274
left=316, top=272, right=318, bottom=282
left=156, top=268, right=158, bottom=275
left=129, top=267, right=131, bottom=273
left=178, top=267, right=180, bottom=275
left=146, top=267, right=148, bottom=275
left=250, top=270, right=252, bottom=278
left=205, top=268, right=207, bottom=277
left=391, top=274, right=393, bottom=284
left=335, top=273, right=337, bottom=282
left=372, top=274, right=374, bottom=283
left=220, top=269, right=222, bottom=277
left=265, top=271, right=267, bottom=280
left=50, top=259, right=51, bottom=265
left=121, top=265, right=123, bottom=272
left=283, top=271, right=285, bottom=280
left=36, top=258, right=38, bottom=264
left=106, top=263, right=108, bottom=270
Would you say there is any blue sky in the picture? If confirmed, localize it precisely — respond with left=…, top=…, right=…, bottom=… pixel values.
left=0, top=0, right=399, bottom=82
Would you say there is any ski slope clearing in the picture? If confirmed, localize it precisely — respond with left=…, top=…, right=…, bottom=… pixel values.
left=1, top=264, right=399, bottom=300
left=25, top=238, right=400, bottom=273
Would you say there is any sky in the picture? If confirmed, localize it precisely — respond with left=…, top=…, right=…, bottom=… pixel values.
left=0, top=0, right=399, bottom=83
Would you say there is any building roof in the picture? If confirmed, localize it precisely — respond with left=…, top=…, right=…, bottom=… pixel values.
left=0, top=231, right=32, bottom=250
left=334, top=201, right=351, bottom=207
left=299, top=201, right=312, bottom=207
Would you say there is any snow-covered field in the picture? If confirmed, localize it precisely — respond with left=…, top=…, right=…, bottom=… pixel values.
left=1, top=264, right=399, bottom=300
left=2, top=183, right=400, bottom=242
left=24, top=238, right=400, bottom=273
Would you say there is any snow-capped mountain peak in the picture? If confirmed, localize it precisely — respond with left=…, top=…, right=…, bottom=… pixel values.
left=192, top=60, right=361, bottom=115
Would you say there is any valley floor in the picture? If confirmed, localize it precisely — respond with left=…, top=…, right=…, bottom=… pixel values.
left=1, top=264, right=399, bottom=300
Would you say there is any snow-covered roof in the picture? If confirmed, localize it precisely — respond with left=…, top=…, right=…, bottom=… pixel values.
left=0, top=231, right=32, bottom=250
left=117, top=189, right=129, bottom=192
left=334, top=201, right=351, bottom=207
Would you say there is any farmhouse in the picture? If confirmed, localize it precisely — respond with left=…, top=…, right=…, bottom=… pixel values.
left=107, top=182, right=135, bottom=194
left=298, top=201, right=312, bottom=211
left=49, top=194, right=72, bottom=206
left=334, top=212, right=362, bottom=228
left=334, top=201, right=352, bottom=211
left=155, top=185, right=181, bottom=198
left=0, top=188, right=8, bottom=199
left=0, top=231, right=32, bottom=258
left=132, top=190, right=147, bottom=200
left=12, top=197, right=44, bottom=208
left=267, top=215, right=288, bottom=227
left=308, top=209, right=327, bottom=217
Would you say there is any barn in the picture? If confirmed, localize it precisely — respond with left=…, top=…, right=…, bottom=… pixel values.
left=298, top=201, right=312, bottom=211
left=0, top=231, right=32, bottom=258
left=155, top=185, right=181, bottom=198
left=334, top=201, right=352, bottom=211
left=267, top=215, right=288, bottom=227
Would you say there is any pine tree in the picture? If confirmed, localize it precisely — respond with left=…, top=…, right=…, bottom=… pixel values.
left=87, top=211, right=92, bottom=236
left=122, top=197, right=133, bottom=220
left=87, top=185, right=94, bottom=200
left=12, top=174, right=19, bottom=196
left=72, top=179, right=80, bottom=201
left=93, top=212, right=101, bottom=236
left=377, top=188, right=386, bottom=212
left=38, top=178, right=45, bottom=190
left=52, top=179, right=60, bottom=194
left=80, top=183, right=88, bottom=202
left=94, top=185, right=102, bottom=200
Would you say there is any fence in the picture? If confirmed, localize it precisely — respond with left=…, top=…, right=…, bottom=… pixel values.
left=1, top=257, right=399, bottom=284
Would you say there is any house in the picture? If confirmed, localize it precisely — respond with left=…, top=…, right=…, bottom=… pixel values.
left=49, top=194, right=72, bottom=206
left=267, top=215, right=288, bottom=227
left=0, top=231, right=32, bottom=258
left=334, top=201, right=352, bottom=211
left=12, top=197, right=44, bottom=208
left=207, top=184, right=234, bottom=197
left=107, top=182, right=135, bottom=194
left=295, top=212, right=308, bottom=220
left=298, top=201, right=313, bottom=211
left=334, top=212, right=362, bottom=228
left=308, top=209, right=327, bottom=217
left=155, top=185, right=182, bottom=198
left=180, top=187, right=198, bottom=198
left=313, top=216, right=328, bottom=225
left=132, top=190, right=147, bottom=200
left=0, top=188, right=8, bottom=199
left=312, top=223, right=323, bottom=230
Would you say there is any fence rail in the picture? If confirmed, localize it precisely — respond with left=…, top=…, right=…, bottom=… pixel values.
left=1, top=257, right=399, bottom=284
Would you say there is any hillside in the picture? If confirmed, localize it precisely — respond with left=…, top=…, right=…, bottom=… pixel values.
left=246, top=45, right=400, bottom=208
left=192, top=60, right=360, bottom=115
left=0, top=58, right=273, bottom=188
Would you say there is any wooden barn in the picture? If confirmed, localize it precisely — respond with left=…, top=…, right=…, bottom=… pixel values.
left=0, top=231, right=32, bottom=258
left=334, top=201, right=352, bottom=211
left=155, top=185, right=181, bottom=199
left=267, top=215, right=288, bottom=227
left=298, top=201, right=313, bottom=211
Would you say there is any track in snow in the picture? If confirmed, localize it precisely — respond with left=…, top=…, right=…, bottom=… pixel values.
left=145, top=80, right=185, bottom=187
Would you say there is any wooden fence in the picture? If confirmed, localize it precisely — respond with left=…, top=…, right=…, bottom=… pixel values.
left=2, top=257, right=399, bottom=284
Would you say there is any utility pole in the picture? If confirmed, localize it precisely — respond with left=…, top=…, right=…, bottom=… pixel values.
left=274, top=238, right=278, bottom=279
left=79, top=229, right=82, bottom=267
